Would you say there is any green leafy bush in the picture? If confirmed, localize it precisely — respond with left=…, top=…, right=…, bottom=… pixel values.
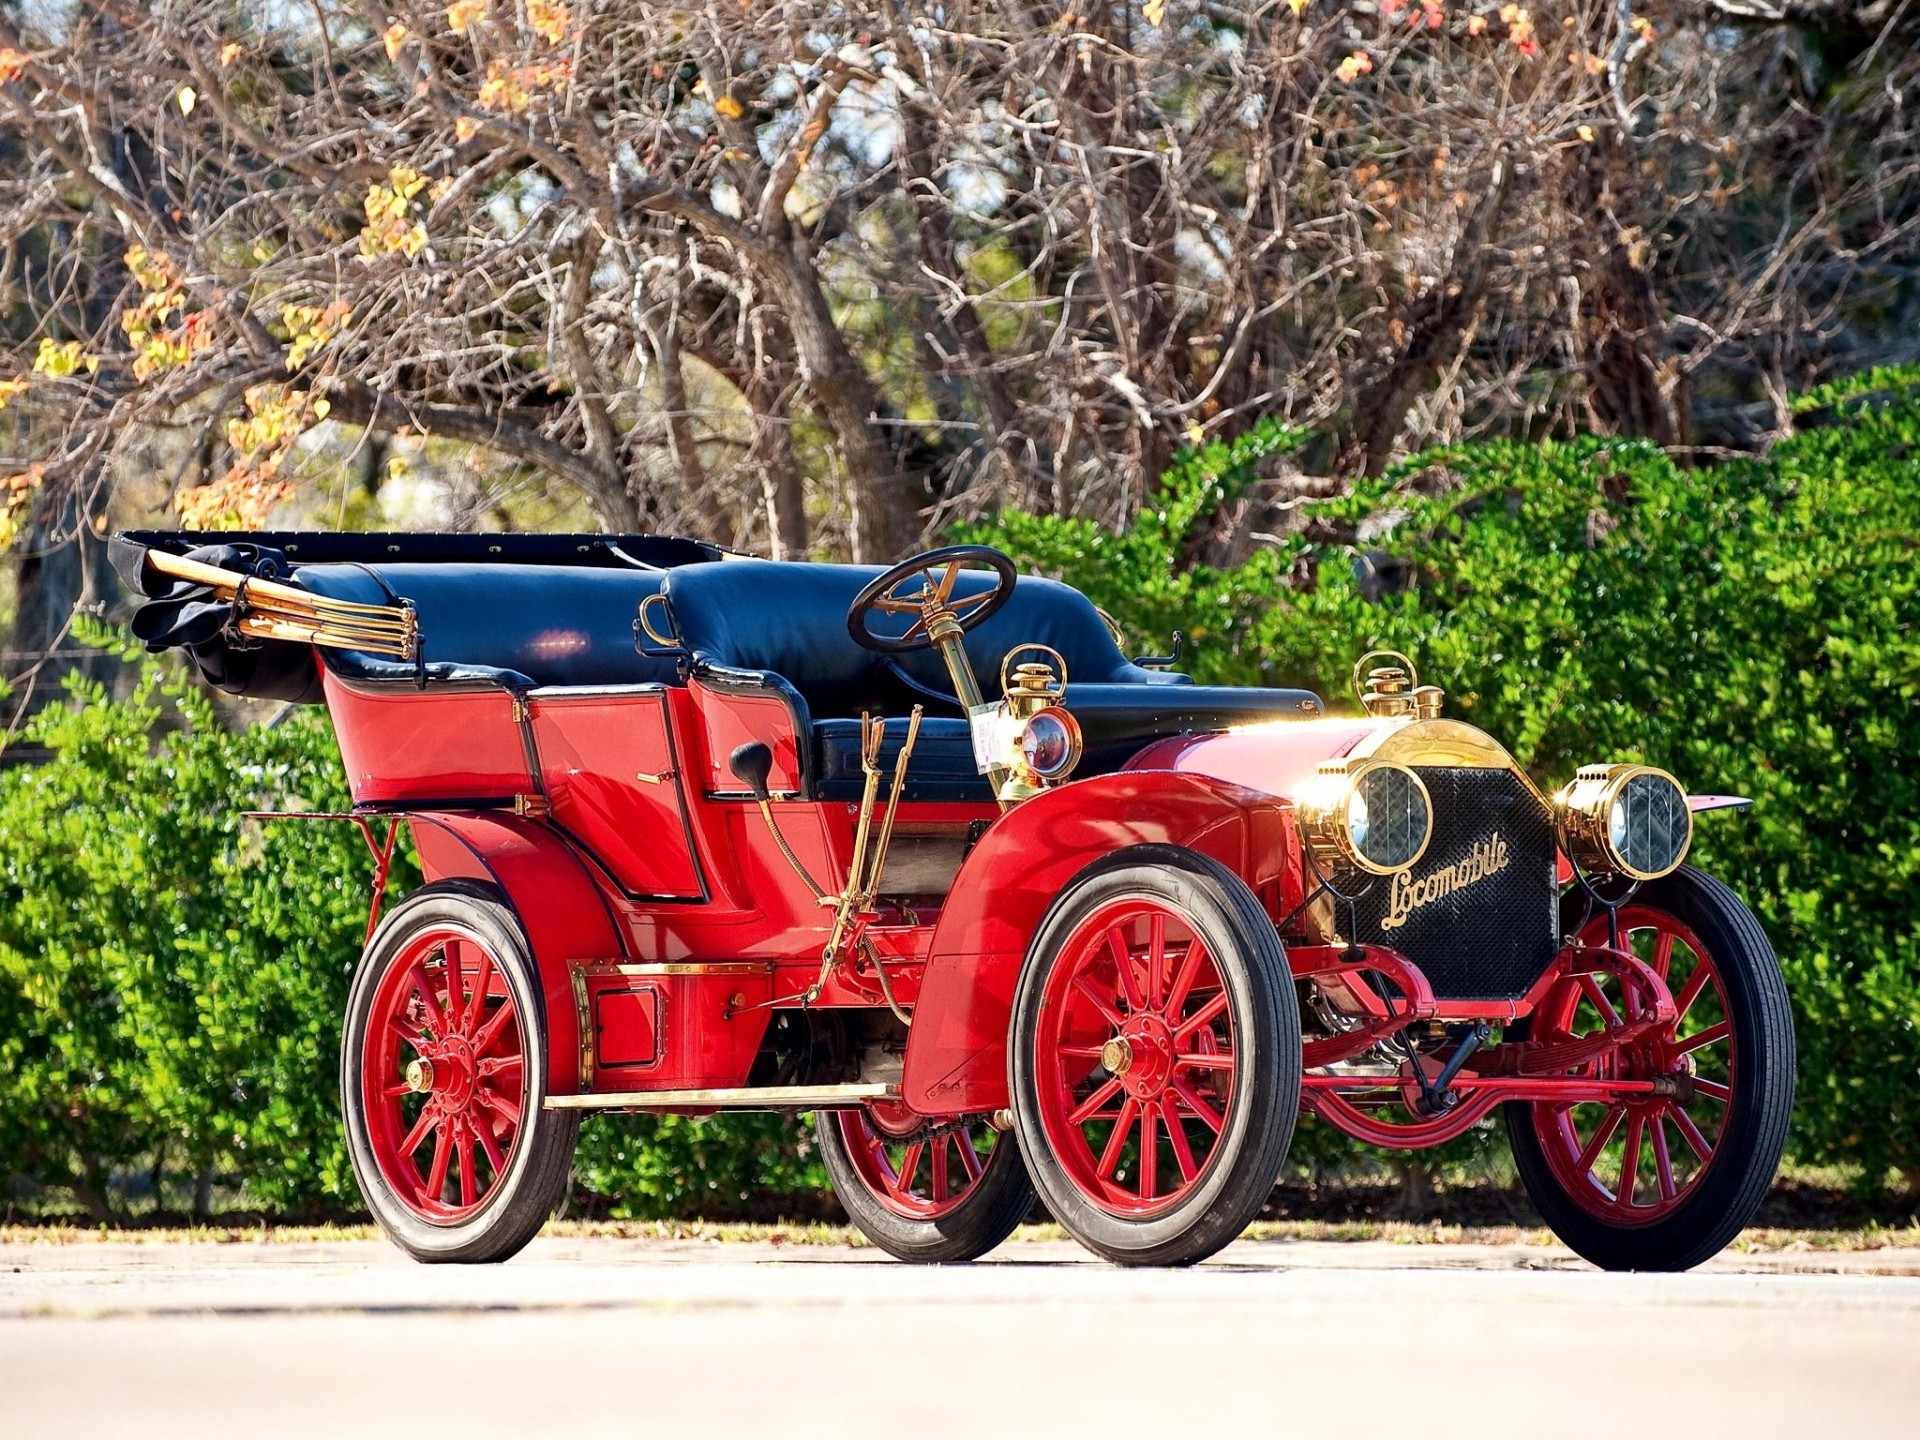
left=967, top=389, right=1920, bottom=1185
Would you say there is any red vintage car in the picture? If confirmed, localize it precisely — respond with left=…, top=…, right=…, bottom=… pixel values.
left=120, top=530, right=1794, bottom=1270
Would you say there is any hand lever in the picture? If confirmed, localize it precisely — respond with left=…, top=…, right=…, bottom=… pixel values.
left=729, top=741, right=827, bottom=901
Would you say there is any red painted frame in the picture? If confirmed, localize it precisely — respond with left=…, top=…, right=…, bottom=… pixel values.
left=306, top=650, right=1733, bottom=1146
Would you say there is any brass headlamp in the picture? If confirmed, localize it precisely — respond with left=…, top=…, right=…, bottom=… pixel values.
left=1296, top=758, right=1434, bottom=876
left=1555, top=763, right=1693, bottom=881
left=996, top=646, right=1082, bottom=803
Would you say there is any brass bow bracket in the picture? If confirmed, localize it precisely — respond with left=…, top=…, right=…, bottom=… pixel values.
left=145, top=548, right=419, bottom=659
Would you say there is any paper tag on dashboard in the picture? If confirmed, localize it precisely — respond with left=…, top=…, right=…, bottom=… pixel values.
left=968, top=702, right=1015, bottom=774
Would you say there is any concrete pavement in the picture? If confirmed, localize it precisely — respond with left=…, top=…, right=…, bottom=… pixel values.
left=3, top=1232, right=1916, bottom=1437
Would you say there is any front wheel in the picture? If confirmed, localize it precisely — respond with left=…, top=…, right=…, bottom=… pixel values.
left=342, top=881, right=578, bottom=1263
left=1010, top=845, right=1301, bottom=1267
left=817, top=1102, right=1034, bottom=1262
left=1505, top=866, right=1795, bottom=1272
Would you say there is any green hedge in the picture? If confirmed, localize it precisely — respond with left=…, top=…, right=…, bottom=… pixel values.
left=2, top=377, right=1914, bottom=1216
left=965, top=385, right=1920, bottom=1184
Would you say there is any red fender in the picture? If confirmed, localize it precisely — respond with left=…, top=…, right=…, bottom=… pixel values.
left=407, top=812, right=626, bottom=1096
left=900, top=772, right=1293, bottom=1114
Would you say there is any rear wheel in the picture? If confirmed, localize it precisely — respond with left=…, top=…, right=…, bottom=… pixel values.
left=817, top=1102, right=1033, bottom=1262
left=343, top=882, right=578, bottom=1263
left=1505, top=867, right=1794, bottom=1271
left=1010, top=845, right=1300, bottom=1267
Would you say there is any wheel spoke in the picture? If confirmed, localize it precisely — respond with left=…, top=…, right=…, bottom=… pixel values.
left=387, top=1015, right=429, bottom=1050
left=948, top=590, right=994, bottom=616
left=870, top=595, right=923, bottom=614
left=457, top=1123, right=478, bottom=1208
left=1173, top=991, right=1229, bottom=1043
left=1072, top=974, right=1125, bottom=1030
left=1652, top=929, right=1676, bottom=981
left=1673, top=1020, right=1731, bottom=1057
left=1576, top=1104, right=1625, bottom=1174
left=1617, top=1113, right=1644, bottom=1208
left=399, top=1105, right=437, bottom=1158
left=1692, top=1077, right=1731, bottom=1103
left=895, top=1142, right=924, bottom=1198
left=442, top=944, right=465, bottom=1033
left=1579, top=974, right=1623, bottom=1030
left=1067, top=1076, right=1124, bottom=1126
left=1671, top=965, right=1712, bottom=1023
left=1164, top=1103, right=1200, bottom=1182
left=477, top=1053, right=522, bottom=1081
left=1097, top=1098, right=1139, bottom=1179
left=463, top=945, right=496, bottom=1038
left=932, top=561, right=960, bottom=604
left=1164, top=936, right=1210, bottom=1016
left=1106, top=928, right=1144, bottom=1012
left=1650, top=1113, right=1677, bottom=1201
left=408, top=962, right=451, bottom=1036
left=930, top=1138, right=950, bottom=1202
left=1670, top=1103, right=1714, bottom=1161
left=474, top=1113, right=506, bottom=1173
left=1176, top=1051, right=1236, bottom=1073
left=1147, top=913, right=1167, bottom=1009
left=1168, top=1078, right=1224, bottom=1134
left=472, top=1004, right=516, bottom=1058
left=956, top=1130, right=984, bottom=1182
left=381, top=1081, right=413, bottom=1099
left=475, top=1085, right=521, bottom=1129
left=424, top=1123, right=454, bottom=1202
left=1138, top=1102, right=1159, bottom=1201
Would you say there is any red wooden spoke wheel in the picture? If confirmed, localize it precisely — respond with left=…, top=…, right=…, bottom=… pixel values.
left=1527, top=906, right=1733, bottom=1224
left=817, top=1101, right=1033, bottom=1263
left=1505, top=867, right=1795, bottom=1272
left=1010, top=847, right=1299, bottom=1268
left=832, top=1102, right=997, bottom=1220
left=1034, top=897, right=1239, bottom=1217
left=343, top=884, right=577, bottom=1264
left=362, top=925, right=526, bottom=1223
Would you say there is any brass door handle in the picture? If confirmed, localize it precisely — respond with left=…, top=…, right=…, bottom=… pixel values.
left=634, top=769, right=677, bottom=785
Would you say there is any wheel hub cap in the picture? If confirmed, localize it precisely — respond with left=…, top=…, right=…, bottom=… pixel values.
left=1114, top=1014, right=1175, bottom=1097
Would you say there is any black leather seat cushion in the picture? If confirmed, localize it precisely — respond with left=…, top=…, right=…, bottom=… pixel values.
left=663, top=560, right=1183, bottom=714
left=295, top=563, right=679, bottom=689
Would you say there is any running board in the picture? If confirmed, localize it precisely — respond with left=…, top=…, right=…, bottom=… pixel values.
left=544, top=1082, right=897, bottom=1112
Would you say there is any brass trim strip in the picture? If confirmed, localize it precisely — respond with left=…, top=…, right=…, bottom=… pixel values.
left=544, top=1083, right=898, bottom=1112
left=580, top=962, right=773, bottom=978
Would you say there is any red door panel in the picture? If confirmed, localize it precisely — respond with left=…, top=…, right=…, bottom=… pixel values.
left=529, top=689, right=704, bottom=899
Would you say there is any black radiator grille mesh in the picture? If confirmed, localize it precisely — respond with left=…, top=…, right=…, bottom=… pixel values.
left=1347, top=767, right=1560, bottom=1001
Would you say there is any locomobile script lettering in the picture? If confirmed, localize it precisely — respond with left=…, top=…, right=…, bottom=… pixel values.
left=1380, top=832, right=1511, bottom=930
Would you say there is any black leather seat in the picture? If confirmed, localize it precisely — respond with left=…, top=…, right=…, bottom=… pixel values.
left=662, top=560, right=1321, bottom=800
left=295, top=563, right=681, bottom=689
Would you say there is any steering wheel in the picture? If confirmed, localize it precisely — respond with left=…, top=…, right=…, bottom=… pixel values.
left=847, top=545, right=1019, bottom=654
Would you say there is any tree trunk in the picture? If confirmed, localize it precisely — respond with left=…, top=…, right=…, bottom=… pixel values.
left=1571, top=137, right=1687, bottom=449
left=5, top=480, right=119, bottom=735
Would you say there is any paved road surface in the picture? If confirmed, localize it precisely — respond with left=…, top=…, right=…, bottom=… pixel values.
left=4, top=1234, right=1916, bottom=1437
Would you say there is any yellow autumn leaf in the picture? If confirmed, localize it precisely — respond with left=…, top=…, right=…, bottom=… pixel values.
left=1287, top=0, right=1308, bottom=15
left=1143, top=0, right=1167, bottom=27
left=0, top=376, right=30, bottom=411
left=219, top=42, right=244, bottom=67
left=528, top=0, right=571, bottom=45
left=383, top=23, right=410, bottom=62
left=177, top=85, right=197, bottom=115
left=1577, top=124, right=1596, bottom=143
left=446, top=0, right=487, bottom=31
left=713, top=94, right=743, bottom=119
left=454, top=115, right=480, bottom=142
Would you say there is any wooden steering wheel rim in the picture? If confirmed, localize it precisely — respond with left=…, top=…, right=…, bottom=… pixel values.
left=846, top=545, right=1020, bottom=655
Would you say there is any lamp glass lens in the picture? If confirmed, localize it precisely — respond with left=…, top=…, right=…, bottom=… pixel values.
left=1021, top=712, right=1075, bottom=777
left=1610, top=771, right=1689, bottom=876
left=1350, top=766, right=1430, bottom=870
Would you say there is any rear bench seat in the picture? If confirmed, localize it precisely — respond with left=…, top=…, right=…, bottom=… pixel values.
left=298, top=556, right=1322, bottom=803
left=295, top=562, right=682, bottom=689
